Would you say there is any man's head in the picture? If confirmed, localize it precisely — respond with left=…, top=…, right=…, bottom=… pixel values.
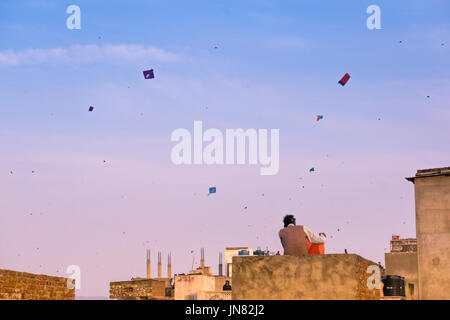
left=283, top=214, right=296, bottom=227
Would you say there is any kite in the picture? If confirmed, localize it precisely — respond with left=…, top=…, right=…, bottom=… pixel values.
left=426, top=96, right=430, bottom=98
left=89, top=106, right=94, bottom=112
left=309, top=167, right=315, bottom=172
left=338, top=73, right=350, bottom=86
left=143, top=69, right=155, bottom=79
left=208, top=187, right=216, bottom=195
left=317, top=115, right=323, bottom=121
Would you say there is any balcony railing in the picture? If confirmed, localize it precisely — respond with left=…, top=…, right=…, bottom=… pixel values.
left=202, top=291, right=232, bottom=300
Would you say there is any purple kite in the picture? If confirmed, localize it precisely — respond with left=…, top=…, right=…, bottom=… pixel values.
left=143, top=69, right=155, bottom=79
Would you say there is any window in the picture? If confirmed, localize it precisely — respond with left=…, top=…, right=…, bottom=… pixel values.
left=408, top=283, right=414, bottom=298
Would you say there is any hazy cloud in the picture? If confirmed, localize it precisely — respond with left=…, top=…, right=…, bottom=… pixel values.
left=0, top=44, right=181, bottom=66
left=263, top=36, right=312, bottom=49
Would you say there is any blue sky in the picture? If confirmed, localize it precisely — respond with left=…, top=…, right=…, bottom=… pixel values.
left=0, top=0, right=449, bottom=297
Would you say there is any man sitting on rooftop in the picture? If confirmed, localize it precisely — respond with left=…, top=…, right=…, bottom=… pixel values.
left=279, top=214, right=326, bottom=255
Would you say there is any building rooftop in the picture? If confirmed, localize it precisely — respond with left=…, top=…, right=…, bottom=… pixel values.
left=406, top=166, right=450, bottom=183
left=390, top=236, right=417, bottom=253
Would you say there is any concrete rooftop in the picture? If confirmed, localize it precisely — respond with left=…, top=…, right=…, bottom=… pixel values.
left=406, top=166, right=450, bottom=183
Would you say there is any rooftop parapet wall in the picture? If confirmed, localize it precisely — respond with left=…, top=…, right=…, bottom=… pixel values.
left=232, top=254, right=381, bottom=300
left=0, top=269, right=75, bottom=300
left=406, top=167, right=450, bottom=182
left=109, top=278, right=170, bottom=300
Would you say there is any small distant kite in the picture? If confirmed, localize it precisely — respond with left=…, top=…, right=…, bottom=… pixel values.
left=309, top=168, right=315, bottom=172
left=317, top=115, right=323, bottom=121
left=426, top=96, right=430, bottom=98
left=338, top=73, right=350, bottom=86
left=143, top=69, right=155, bottom=79
left=208, top=187, right=216, bottom=195
left=89, top=106, right=94, bottom=112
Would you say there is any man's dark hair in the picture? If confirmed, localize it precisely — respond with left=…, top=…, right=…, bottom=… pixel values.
left=283, top=214, right=295, bottom=227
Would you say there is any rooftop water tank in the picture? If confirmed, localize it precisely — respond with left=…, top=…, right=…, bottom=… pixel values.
left=382, top=275, right=405, bottom=297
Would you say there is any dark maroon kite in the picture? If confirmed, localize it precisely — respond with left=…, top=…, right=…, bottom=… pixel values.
left=338, top=73, right=350, bottom=86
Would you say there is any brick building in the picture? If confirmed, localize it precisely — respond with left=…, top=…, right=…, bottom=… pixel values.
left=0, top=269, right=75, bottom=300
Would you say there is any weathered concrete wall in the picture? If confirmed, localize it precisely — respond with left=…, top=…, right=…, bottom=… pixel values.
left=174, top=274, right=215, bottom=300
left=174, top=275, right=232, bottom=300
left=232, top=254, right=381, bottom=300
left=385, top=252, right=418, bottom=300
left=0, top=269, right=75, bottom=300
left=414, top=174, right=450, bottom=299
left=109, top=278, right=170, bottom=300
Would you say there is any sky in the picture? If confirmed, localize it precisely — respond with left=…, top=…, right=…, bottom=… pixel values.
left=0, top=0, right=449, bottom=298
